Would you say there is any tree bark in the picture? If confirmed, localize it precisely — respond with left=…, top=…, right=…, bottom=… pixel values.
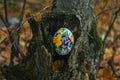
left=1, top=0, right=102, bottom=80
left=51, top=0, right=99, bottom=80
left=34, top=0, right=101, bottom=80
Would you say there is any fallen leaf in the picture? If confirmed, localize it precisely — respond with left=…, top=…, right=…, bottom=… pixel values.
left=104, top=47, right=114, bottom=61
left=52, top=59, right=64, bottom=72
left=97, top=68, right=113, bottom=80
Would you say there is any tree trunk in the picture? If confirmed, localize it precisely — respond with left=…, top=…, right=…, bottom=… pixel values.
left=1, top=0, right=102, bottom=80
left=50, top=0, right=100, bottom=80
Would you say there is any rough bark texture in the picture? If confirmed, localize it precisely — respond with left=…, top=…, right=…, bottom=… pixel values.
left=34, top=0, right=101, bottom=80
left=1, top=0, right=102, bottom=80
left=53, top=0, right=97, bottom=80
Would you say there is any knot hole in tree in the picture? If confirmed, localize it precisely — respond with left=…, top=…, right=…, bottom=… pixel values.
left=40, top=12, right=81, bottom=71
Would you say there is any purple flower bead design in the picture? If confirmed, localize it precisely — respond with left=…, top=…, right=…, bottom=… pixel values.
left=62, top=37, right=71, bottom=48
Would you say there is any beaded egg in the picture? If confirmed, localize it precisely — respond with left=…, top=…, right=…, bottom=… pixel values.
left=53, top=28, right=74, bottom=55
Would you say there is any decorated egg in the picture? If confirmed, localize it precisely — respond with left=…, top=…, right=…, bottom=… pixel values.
left=53, top=27, right=74, bottom=55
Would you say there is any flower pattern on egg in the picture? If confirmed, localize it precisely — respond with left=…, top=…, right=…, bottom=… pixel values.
left=53, top=27, right=74, bottom=55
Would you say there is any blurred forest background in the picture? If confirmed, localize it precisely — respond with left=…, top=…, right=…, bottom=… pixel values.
left=0, top=0, right=120, bottom=80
